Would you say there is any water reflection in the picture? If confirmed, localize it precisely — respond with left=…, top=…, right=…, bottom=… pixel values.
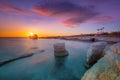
left=0, top=38, right=90, bottom=80
left=53, top=57, right=67, bottom=70
left=51, top=57, right=79, bottom=80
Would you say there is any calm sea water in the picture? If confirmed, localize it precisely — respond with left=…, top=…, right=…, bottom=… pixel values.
left=0, top=38, right=91, bottom=80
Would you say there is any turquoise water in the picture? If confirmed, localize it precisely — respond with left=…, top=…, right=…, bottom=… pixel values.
left=0, top=38, right=91, bottom=80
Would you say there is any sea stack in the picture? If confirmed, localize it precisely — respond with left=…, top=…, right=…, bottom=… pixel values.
left=54, top=43, right=68, bottom=57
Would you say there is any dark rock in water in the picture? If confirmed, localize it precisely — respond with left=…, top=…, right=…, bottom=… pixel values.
left=90, top=38, right=96, bottom=42
left=0, top=53, right=34, bottom=67
left=36, top=50, right=45, bottom=54
left=30, top=47, right=38, bottom=49
left=39, top=50, right=45, bottom=53
left=54, top=43, right=69, bottom=57
left=85, top=42, right=107, bottom=69
left=29, top=34, right=38, bottom=39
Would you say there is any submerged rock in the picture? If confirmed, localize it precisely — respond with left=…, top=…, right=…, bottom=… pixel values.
left=0, top=53, right=34, bottom=67
left=82, top=43, right=120, bottom=80
left=54, top=43, right=68, bottom=57
left=51, top=57, right=79, bottom=80
left=85, top=42, right=107, bottom=68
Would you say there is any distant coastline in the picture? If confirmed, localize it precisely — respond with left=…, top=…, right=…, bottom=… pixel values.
left=0, top=31, right=120, bottom=44
left=0, top=31, right=120, bottom=38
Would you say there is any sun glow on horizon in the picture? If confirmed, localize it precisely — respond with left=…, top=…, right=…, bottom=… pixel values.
left=29, top=32, right=34, bottom=36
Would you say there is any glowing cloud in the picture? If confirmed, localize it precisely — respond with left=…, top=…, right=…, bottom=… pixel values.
left=32, top=0, right=98, bottom=27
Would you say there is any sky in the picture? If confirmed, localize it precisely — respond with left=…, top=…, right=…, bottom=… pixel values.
left=0, top=0, right=120, bottom=37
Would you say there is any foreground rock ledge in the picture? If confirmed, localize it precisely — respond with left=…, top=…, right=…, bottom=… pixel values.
left=82, top=43, right=120, bottom=80
left=110, top=43, right=120, bottom=55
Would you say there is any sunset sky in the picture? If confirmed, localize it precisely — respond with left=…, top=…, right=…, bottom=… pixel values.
left=0, top=0, right=120, bottom=37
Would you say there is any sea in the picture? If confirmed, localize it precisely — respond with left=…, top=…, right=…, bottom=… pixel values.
left=0, top=38, right=91, bottom=80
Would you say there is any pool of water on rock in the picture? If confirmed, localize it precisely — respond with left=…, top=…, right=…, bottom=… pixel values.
left=0, top=38, right=91, bottom=80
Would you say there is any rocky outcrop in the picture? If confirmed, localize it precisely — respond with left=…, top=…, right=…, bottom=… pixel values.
left=82, top=43, right=120, bottom=80
left=85, top=42, right=107, bottom=68
left=0, top=53, right=33, bottom=67
left=54, top=43, right=68, bottom=57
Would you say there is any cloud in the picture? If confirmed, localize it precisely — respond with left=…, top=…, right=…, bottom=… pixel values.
left=93, top=16, right=113, bottom=23
left=32, top=0, right=98, bottom=27
left=32, top=19, right=42, bottom=23
left=87, top=0, right=108, bottom=3
left=96, top=16, right=112, bottom=21
left=0, top=2, right=31, bottom=16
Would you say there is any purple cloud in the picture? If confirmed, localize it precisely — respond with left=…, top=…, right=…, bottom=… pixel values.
left=0, top=2, right=31, bottom=16
left=32, top=0, right=98, bottom=27
left=92, top=16, right=113, bottom=23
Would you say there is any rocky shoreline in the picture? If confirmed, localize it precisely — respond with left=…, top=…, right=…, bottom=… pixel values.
left=57, top=36, right=120, bottom=80
left=82, top=42, right=120, bottom=80
left=0, top=37, right=119, bottom=79
left=59, top=36, right=120, bottom=44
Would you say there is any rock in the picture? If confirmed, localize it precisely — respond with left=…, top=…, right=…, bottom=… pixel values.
left=29, top=34, right=38, bottom=39
left=90, top=38, right=96, bottom=42
left=85, top=42, right=107, bottom=68
left=39, top=50, right=45, bottom=53
left=54, top=43, right=68, bottom=57
left=110, top=43, right=120, bottom=55
left=82, top=43, right=120, bottom=80
left=0, top=53, right=34, bottom=67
